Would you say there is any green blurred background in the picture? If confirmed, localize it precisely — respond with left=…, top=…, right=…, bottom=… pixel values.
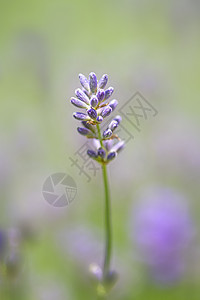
left=0, top=0, right=200, bottom=299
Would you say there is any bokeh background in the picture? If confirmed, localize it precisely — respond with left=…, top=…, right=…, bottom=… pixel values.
left=0, top=0, right=200, bottom=299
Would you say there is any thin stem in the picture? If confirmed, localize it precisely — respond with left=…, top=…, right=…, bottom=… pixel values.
left=96, top=124, right=103, bottom=148
left=96, top=124, right=112, bottom=279
left=102, top=163, right=112, bottom=279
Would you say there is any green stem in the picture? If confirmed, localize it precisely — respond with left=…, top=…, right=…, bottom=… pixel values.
left=102, top=163, right=112, bottom=279
left=96, top=124, right=112, bottom=279
left=96, top=124, right=103, bottom=148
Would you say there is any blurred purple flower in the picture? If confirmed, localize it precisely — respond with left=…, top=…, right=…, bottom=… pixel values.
left=131, top=187, right=194, bottom=284
left=0, top=230, right=7, bottom=260
left=57, top=226, right=103, bottom=268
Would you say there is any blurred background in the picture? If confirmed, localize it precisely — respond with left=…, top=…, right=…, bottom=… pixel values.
left=0, top=0, right=200, bottom=299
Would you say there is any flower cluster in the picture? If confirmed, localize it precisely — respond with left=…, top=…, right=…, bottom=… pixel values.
left=70, top=72, right=124, bottom=164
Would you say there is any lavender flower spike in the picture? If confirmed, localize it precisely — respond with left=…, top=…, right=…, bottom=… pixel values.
left=69, top=72, right=126, bottom=294
left=89, top=72, right=98, bottom=94
left=70, top=72, right=125, bottom=164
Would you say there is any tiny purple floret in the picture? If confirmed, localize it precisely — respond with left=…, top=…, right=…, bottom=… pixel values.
left=98, top=74, right=108, bottom=89
left=87, top=108, right=97, bottom=119
left=96, top=89, right=105, bottom=102
left=109, top=99, right=118, bottom=111
left=101, top=106, right=112, bottom=118
left=89, top=72, right=98, bottom=93
left=75, top=88, right=90, bottom=105
left=104, top=87, right=114, bottom=100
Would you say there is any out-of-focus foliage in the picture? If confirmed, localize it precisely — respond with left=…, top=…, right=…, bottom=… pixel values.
left=0, top=0, right=200, bottom=299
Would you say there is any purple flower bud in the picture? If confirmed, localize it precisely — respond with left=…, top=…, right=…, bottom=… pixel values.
left=98, top=148, right=106, bottom=158
left=79, top=73, right=90, bottom=91
left=109, top=99, right=118, bottom=111
left=89, top=263, right=103, bottom=281
left=114, top=115, right=122, bottom=124
left=111, top=141, right=125, bottom=153
left=75, top=88, right=90, bottom=105
left=101, top=106, right=112, bottom=118
left=82, top=121, right=96, bottom=133
left=73, top=112, right=90, bottom=121
left=96, top=89, right=105, bottom=102
left=96, top=116, right=103, bottom=123
left=92, top=138, right=101, bottom=150
left=103, top=129, right=112, bottom=139
left=89, top=72, right=97, bottom=93
left=107, top=151, right=116, bottom=161
left=70, top=97, right=89, bottom=109
left=87, top=108, right=97, bottom=119
left=103, top=140, right=113, bottom=151
left=87, top=149, right=98, bottom=158
left=98, top=74, right=108, bottom=89
left=77, top=127, right=93, bottom=136
left=104, top=87, right=114, bottom=100
left=82, top=88, right=90, bottom=98
left=90, top=96, right=99, bottom=108
left=108, top=120, right=118, bottom=132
